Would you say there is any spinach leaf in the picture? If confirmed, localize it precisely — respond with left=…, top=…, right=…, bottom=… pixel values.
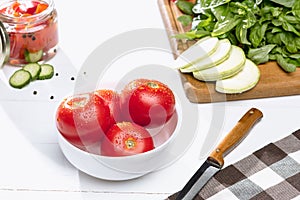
left=193, top=12, right=214, bottom=28
left=260, top=6, right=282, bottom=17
left=270, top=0, right=295, bottom=8
left=271, top=46, right=290, bottom=57
left=271, top=27, right=283, bottom=33
left=193, top=0, right=231, bottom=12
left=295, top=37, right=300, bottom=49
left=266, top=32, right=282, bottom=46
left=249, top=22, right=269, bottom=48
left=282, top=15, right=299, bottom=24
left=279, top=32, right=298, bottom=53
left=272, top=19, right=282, bottom=26
left=211, top=4, right=228, bottom=21
left=176, top=0, right=195, bottom=16
left=211, top=14, right=242, bottom=36
left=210, top=0, right=231, bottom=8
left=248, top=44, right=276, bottom=64
left=282, top=21, right=300, bottom=36
left=275, top=54, right=297, bottom=72
left=177, top=15, right=193, bottom=27
left=287, top=58, right=300, bottom=66
left=236, top=23, right=251, bottom=45
left=289, top=53, right=300, bottom=59
left=256, top=0, right=263, bottom=5
left=292, top=0, right=300, bottom=18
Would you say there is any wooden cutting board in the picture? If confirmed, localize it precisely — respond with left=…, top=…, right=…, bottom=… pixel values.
left=158, top=0, right=300, bottom=103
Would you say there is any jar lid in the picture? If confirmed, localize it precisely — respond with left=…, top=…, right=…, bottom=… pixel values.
left=0, top=21, right=10, bottom=68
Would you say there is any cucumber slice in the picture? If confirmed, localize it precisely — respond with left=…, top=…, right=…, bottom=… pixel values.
left=193, top=45, right=246, bottom=81
left=23, top=63, right=41, bottom=81
left=215, top=59, right=260, bottom=94
left=24, top=49, right=43, bottom=63
left=38, top=64, right=54, bottom=80
left=9, top=69, right=31, bottom=89
left=180, top=39, right=232, bottom=73
left=178, top=37, right=219, bottom=69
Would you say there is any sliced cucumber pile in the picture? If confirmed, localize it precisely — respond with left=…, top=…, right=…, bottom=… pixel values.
left=177, top=36, right=261, bottom=94
left=9, top=62, right=54, bottom=89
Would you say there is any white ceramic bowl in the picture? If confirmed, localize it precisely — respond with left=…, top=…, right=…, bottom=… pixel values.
left=57, top=107, right=181, bottom=181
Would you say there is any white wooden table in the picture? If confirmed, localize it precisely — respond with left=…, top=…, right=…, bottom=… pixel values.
left=0, top=1, right=299, bottom=199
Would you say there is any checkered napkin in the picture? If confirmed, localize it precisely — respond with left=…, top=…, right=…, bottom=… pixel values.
left=167, top=130, right=300, bottom=200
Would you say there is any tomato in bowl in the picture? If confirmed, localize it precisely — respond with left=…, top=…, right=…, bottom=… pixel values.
left=56, top=104, right=180, bottom=180
left=55, top=92, right=116, bottom=149
left=55, top=79, right=180, bottom=180
left=120, top=79, right=176, bottom=128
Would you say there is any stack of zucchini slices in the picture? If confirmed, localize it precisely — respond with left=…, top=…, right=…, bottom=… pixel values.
left=178, top=36, right=260, bottom=94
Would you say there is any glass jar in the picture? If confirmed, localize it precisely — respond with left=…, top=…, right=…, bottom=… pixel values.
left=0, top=0, right=58, bottom=66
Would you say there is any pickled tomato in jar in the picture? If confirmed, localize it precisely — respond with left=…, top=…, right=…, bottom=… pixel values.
left=0, top=0, right=58, bottom=65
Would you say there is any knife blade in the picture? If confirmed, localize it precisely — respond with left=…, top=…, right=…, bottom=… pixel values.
left=175, top=108, right=263, bottom=200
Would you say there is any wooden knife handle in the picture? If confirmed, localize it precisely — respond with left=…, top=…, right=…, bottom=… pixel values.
left=208, top=108, right=263, bottom=167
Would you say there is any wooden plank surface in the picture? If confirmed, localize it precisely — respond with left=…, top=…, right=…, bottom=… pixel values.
left=158, top=0, right=300, bottom=103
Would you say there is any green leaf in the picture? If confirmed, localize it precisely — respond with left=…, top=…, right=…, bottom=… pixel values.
left=279, top=32, right=298, bottom=53
left=270, top=0, right=295, bottom=8
left=261, top=6, right=282, bottom=17
left=275, top=54, right=297, bottom=72
left=287, top=58, right=300, bottom=66
left=248, top=44, right=276, bottom=64
left=282, top=15, right=299, bottom=24
left=282, top=21, right=300, bottom=36
left=256, top=0, right=263, bottom=5
left=295, top=37, right=300, bottom=49
left=271, top=27, right=283, bottom=33
left=289, top=54, right=300, bottom=59
left=193, top=0, right=231, bottom=13
left=249, top=22, right=269, bottom=48
left=272, top=19, right=282, bottom=26
left=211, top=4, right=228, bottom=21
left=226, top=31, right=239, bottom=45
left=177, top=15, right=193, bottom=27
left=292, top=1, right=300, bottom=19
left=235, top=23, right=251, bottom=45
left=211, top=14, right=242, bottom=36
left=176, top=0, right=195, bottom=16
left=193, top=12, right=214, bottom=28
left=266, top=32, right=282, bottom=45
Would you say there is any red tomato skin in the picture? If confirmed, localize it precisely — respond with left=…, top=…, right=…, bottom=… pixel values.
left=56, top=93, right=114, bottom=148
left=100, top=122, right=154, bottom=157
left=94, top=89, right=121, bottom=123
left=120, top=79, right=176, bottom=128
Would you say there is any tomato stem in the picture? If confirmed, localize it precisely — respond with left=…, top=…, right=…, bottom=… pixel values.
left=125, top=138, right=136, bottom=149
left=147, top=82, right=159, bottom=88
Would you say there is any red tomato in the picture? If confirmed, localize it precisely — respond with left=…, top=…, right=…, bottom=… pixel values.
left=94, top=89, right=121, bottom=123
left=120, top=79, right=176, bottom=128
left=100, top=122, right=154, bottom=156
left=56, top=93, right=114, bottom=148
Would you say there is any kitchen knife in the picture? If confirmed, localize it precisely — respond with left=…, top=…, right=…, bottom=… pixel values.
left=175, top=108, right=263, bottom=200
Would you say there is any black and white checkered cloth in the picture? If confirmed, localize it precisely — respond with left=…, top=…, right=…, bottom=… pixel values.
left=167, top=129, right=300, bottom=200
